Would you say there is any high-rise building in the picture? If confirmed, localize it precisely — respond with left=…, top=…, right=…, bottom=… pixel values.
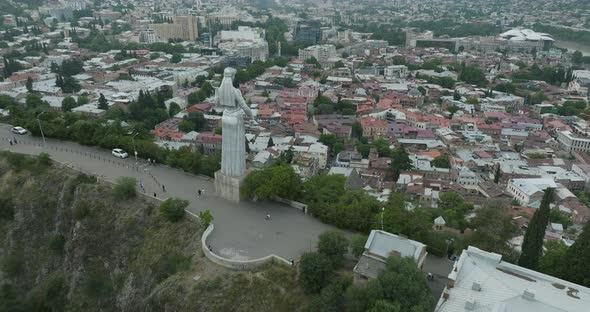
left=294, top=21, right=321, bottom=44
left=150, top=15, right=199, bottom=42
left=298, top=44, right=337, bottom=67
left=216, top=26, right=269, bottom=62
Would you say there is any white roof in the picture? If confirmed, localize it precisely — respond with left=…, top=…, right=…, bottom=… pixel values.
left=499, top=28, right=554, bottom=42
left=365, top=230, right=426, bottom=262
left=436, top=246, right=590, bottom=312
left=510, top=178, right=557, bottom=196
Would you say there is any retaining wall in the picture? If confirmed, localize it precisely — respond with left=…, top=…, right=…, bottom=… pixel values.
left=201, top=224, right=291, bottom=270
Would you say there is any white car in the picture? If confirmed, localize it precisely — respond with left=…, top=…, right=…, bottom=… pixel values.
left=112, top=148, right=129, bottom=158
left=11, top=126, right=27, bottom=135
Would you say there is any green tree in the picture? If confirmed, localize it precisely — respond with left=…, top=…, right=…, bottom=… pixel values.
left=350, top=234, right=368, bottom=258
left=431, top=154, right=450, bottom=168
left=98, top=93, right=108, bottom=110
left=447, top=105, right=459, bottom=118
left=459, top=66, right=487, bottom=87
left=26, top=76, right=33, bottom=93
left=494, top=165, right=501, bottom=184
left=467, top=201, right=516, bottom=255
left=299, top=252, right=334, bottom=294
left=61, top=96, right=78, bottom=112
left=168, top=102, right=181, bottom=116
left=178, top=119, right=196, bottom=133
left=25, top=93, right=45, bottom=109
left=159, top=197, right=188, bottom=222
left=573, top=50, right=583, bottom=64
left=170, top=53, right=182, bottom=63
left=351, top=121, right=363, bottom=139
left=539, top=240, right=567, bottom=277
left=561, top=222, right=590, bottom=287
left=199, top=209, right=213, bottom=227
left=112, top=176, right=137, bottom=200
left=241, top=164, right=302, bottom=200
left=519, top=188, right=554, bottom=270
left=317, top=230, right=348, bottom=268
left=319, top=133, right=343, bottom=156
left=390, top=146, right=413, bottom=182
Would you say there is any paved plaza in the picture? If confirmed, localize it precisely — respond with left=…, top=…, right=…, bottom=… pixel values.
left=0, top=124, right=334, bottom=261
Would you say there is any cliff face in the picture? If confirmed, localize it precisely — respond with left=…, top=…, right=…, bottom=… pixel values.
left=0, top=153, right=305, bottom=312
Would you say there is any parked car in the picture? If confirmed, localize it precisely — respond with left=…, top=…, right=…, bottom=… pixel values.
left=112, top=148, right=129, bottom=158
left=11, top=126, right=27, bottom=135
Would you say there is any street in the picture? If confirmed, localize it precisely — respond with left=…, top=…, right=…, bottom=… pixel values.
left=0, top=124, right=334, bottom=261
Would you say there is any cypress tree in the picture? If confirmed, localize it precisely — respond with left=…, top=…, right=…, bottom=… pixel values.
left=561, top=222, right=590, bottom=287
left=518, top=188, right=554, bottom=270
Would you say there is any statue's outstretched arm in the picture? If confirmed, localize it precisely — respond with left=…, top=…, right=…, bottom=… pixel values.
left=235, top=89, right=256, bottom=120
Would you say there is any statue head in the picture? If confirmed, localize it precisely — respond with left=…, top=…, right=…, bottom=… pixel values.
left=217, top=67, right=237, bottom=108
left=223, top=67, right=237, bottom=78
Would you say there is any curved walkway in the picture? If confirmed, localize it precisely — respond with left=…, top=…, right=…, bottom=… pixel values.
left=0, top=124, right=333, bottom=260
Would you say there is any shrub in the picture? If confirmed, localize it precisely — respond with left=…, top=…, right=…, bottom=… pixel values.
left=198, top=210, right=213, bottom=227
left=73, top=201, right=90, bottom=220
left=82, top=265, right=112, bottom=298
left=299, top=252, right=334, bottom=294
left=112, top=176, right=136, bottom=200
left=153, top=253, right=192, bottom=282
left=317, top=230, right=349, bottom=267
left=36, top=152, right=51, bottom=167
left=1, top=249, right=24, bottom=278
left=0, top=193, right=14, bottom=221
left=159, top=198, right=188, bottom=222
left=48, top=234, right=65, bottom=254
left=74, top=173, right=97, bottom=184
left=350, top=234, right=368, bottom=258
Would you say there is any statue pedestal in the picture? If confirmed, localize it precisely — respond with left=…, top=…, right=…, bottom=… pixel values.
left=215, top=170, right=245, bottom=203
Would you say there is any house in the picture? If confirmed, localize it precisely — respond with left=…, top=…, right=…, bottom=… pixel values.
left=507, top=178, right=557, bottom=206
left=436, top=246, right=590, bottom=312
left=353, top=230, right=427, bottom=284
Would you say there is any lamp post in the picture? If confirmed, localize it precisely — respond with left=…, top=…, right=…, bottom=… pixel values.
left=131, top=132, right=139, bottom=163
left=381, top=207, right=385, bottom=231
left=36, top=111, right=46, bottom=146
left=446, top=238, right=455, bottom=259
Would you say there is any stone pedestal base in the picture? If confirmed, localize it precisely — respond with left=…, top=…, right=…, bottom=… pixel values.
left=215, top=170, right=245, bottom=203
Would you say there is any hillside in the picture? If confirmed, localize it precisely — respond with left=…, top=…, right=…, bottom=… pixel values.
left=0, top=152, right=305, bottom=312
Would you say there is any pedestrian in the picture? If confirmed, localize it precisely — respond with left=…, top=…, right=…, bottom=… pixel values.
left=162, top=184, right=166, bottom=192
left=153, top=192, right=157, bottom=198
left=201, top=189, right=205, bottom=197
left=198, top=189, right=202, bottom=197
left=265, top=214, right=271, bottom=220
left=427, top=273, right=434, bottom=280
left=13, top=137, right=17, bottom=144
left=208, top=244, right=212, bottom=251
left=8, top=140, right=12, bottom=146
left=290, top=259, right=295, bottom=266
left=147, top=158, right=151, bottom=164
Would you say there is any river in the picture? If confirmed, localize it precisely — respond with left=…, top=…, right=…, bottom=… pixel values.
left=555, top=40, right=590, bottom=56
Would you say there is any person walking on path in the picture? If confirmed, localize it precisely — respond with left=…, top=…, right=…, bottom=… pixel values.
left=153, top=192, right=157, bottom=198
left=139, top=181, right=145, bottom=192
left=162, top=184, right=166, bottom=193
left=198, top=189, right=202, bottom=197
left=9, top=139, right=12, bottom=146
left=200, top=189, right=205, bottom=197
left=13, top=137, right=17, bottom=144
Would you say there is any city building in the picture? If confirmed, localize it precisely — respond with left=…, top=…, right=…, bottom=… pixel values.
left=216, top=26, right=269, bottom=62
left=298, top=44, right=337, bottom=68
left=556, top=130, right=590, bottom=153
left=294, top=21, right=321, bottom=44
left=150, top=16, right=199, bottom=42
left=436, top=246, right=590, bottom=312
left=507, top=178, right=556, bottom=206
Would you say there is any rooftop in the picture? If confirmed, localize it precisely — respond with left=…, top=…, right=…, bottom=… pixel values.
left=436, top=246, right=590, bottom=312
